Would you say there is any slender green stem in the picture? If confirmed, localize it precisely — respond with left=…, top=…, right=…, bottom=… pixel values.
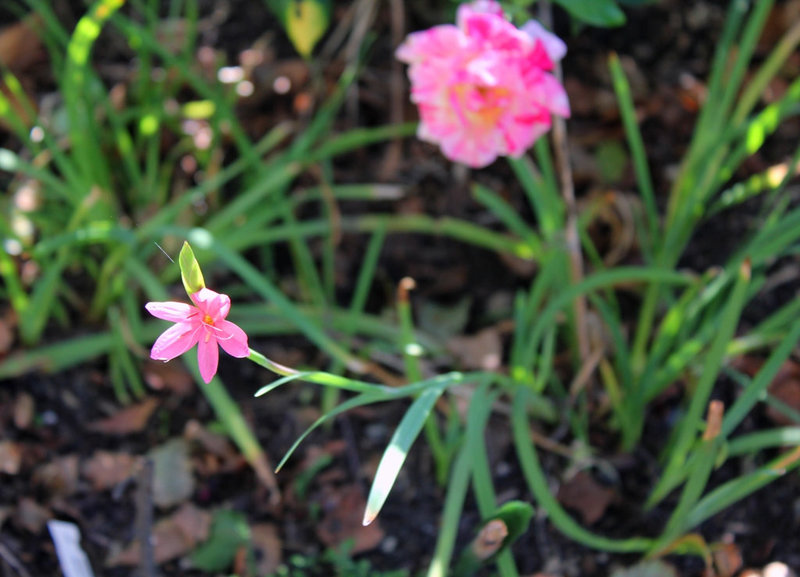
left=511, top=389, right=652, bottom=553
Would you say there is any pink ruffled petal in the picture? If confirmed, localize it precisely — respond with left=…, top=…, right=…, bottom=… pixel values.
left=537, top=73, right=571, bottom=117
left=197, top=330, right=219, bottom=383
left=396, top=0, right=569, bottom=166
left=215, top=320, right=250, bottom=358
left=150, top=322, right=201, bottom=361
left=145, top=301, right=194, bottom=322
left=457, top=0, right=504, bottom=29
left=395, top=25, right=464, bottom=64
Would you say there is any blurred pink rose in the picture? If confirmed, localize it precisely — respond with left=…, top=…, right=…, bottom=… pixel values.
left=396, top=0, right=569, bottom=168
left=146, top=288, right=249, bottom=383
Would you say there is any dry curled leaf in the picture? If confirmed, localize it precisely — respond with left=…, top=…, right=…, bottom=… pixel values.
left=0, top=17, right=45, bottom=72
left=733, top=357, right=800, bottom=426
left=14, top=497, right=51, bottom=534
left=82, top=451, right=141, bottom=491
left=556, top=470, right=614, bottom=525
left=12, top=392, right=34, bottom=430
left=0, top=441, right=23, bottom=475
left=86, top=397, right=160, bottom=435
left=251, top=523, right=283, bottom=576
left=107, top=503, right=212, bottom=567
left=143, top=360, right=194, bottom=396
left=447, top=327, right=503, bottom=371
left=33, top=455, right=80, bottom=497
left=712, top=542, right=743, bottom=577
left=315, top=484, right=384, bottom=554
left=0, top=309, right=16, bottom=355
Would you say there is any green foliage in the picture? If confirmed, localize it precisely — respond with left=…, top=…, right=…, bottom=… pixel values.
left=190, top=510, right=251, bottom=572
left=551, top=0, right=626, bottom=27
left=4, top=0, right=800, bottom=575
left=452, top=501, right=535, bottom=576
left=271, top=542, right=409, bottom=577
left=510, top=0, right=660, bottom=28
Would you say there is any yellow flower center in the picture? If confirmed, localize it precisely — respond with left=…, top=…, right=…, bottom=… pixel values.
left=454, top=83, right=510, bottom=128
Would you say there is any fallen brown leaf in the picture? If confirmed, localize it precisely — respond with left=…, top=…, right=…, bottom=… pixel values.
left=251, top=523, right=282, bottom=576
left=86, top=397, right=160, bottom=435
left=0, top=308, right=16, bottom=355
left=82, top=451, right=141, bottom=491
left=33, top=455, right=80, bottom=497
left=447, top=327, right=503, bottom=371
left=14, top=497, right=51, bottom=533
left=713, top=542, right=743, bottom=577
left=731, top=357, right=800, bottom=426
left=556, top=470, right=614, bottom=525
left=143, top=360, right=194, bottom=396
left=0, top=17, right=45, bottom=72
left=315, top=484, right=384, bottom=554
left=0, top=441, right=23, bottom=475
left=107, top=503, right=212, bottom=567
left=12, top=391, right=34, bottom=429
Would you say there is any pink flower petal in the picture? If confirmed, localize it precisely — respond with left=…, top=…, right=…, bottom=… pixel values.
left=191, top=288, right=231, bottom=322
left=521, top=20, right=567, bottom=63
left=215, top=320, right=250, bottom=358
left=395, top=25, right=465, bottom=65
left=145, top=301, right=194, bottom=322
left=151, top=322, right=202, bottom=361
left=197, top=329, right=220, bottom=383
left=536, top=73, right=571, bottom=117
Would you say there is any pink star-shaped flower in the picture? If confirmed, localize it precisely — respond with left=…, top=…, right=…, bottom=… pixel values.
left=146, top=288, right=249, bottom=383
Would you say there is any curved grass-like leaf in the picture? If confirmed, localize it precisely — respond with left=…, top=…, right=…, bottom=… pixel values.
left=363, top=382, right=451, bottom=525
left=275, top=390, right=390, bottom=472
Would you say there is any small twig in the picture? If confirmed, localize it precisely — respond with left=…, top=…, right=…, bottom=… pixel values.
left=0, top=539, right=33, bottom=577
left=539, top=2, right=591, bottom=367
left=344, top=0, right=379, bottom=124
left=135, top=459, right=157, bottom=577
left=379, top=0, right=406, bottom=179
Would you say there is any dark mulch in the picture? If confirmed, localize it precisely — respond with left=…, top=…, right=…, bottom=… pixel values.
left=1, top=1, right=799, bottom=576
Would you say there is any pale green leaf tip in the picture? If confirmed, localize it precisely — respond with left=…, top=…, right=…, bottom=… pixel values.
left=179, top=241, right=206, bottom=297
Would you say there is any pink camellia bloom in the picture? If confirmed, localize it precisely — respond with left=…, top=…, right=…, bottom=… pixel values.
left=396, top=0, right=570, bottom=168
left=146, top=288, right=249, bottom=383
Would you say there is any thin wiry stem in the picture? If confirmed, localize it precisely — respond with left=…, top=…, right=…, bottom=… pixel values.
left=539, top=2, right=591, bottom=367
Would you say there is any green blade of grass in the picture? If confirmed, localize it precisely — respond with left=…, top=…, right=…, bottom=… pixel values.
left=472, top=183, right=542, bottom=253
left=64, top=0, right=124, bottom=190
left=723, top=319, right=800, bottom=435
left=364, top=382, right=448, bottom=525
left=508, top=154, right=562, bottom=240
left=511, top=388, right=652, bottom=552
left=685, top=446, right=800, bottom=529
left=467, top=384, right=520, bottom=577
left=727, top=427, right=800, bottom=456
left=224, top=213, right=535, bottom=260
left=274, top=390, right=390, bottom=473
left=522, top=267, right=692, bottom=376
left=427, top=379, right=494, bottom=577
left=608, top=52, right=658, bottom=260
left=647, top=260, right=752, bottom=508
